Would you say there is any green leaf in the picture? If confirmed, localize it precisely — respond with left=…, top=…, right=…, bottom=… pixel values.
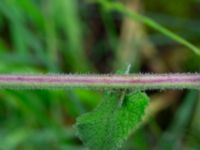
left=76, top=91, right=149, bottom=150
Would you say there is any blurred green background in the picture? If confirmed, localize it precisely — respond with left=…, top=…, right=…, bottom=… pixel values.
left=0, top=0, right=200, bottom=149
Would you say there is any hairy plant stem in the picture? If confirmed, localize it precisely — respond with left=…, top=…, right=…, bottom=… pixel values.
left=0, top=74, right=199, bottom=90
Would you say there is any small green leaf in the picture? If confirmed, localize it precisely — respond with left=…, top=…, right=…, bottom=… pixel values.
left=76, top=91, right=149, bottom=150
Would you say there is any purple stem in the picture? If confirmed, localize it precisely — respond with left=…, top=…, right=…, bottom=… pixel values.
left=0, top=74, right=199, bottom=90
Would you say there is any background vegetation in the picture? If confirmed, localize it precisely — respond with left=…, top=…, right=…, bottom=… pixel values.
left=0, top=0, right=200, bottom=149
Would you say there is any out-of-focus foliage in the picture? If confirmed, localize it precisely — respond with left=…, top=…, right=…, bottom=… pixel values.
left=0, top=0, right=199, bottom=149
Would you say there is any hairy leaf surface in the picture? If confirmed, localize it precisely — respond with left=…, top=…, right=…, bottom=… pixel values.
left=76, top=91, right=149, bottom=150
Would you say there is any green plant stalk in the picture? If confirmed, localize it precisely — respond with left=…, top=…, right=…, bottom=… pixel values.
left=0, top=74, right=199, bottom=90
left=94, top=0, right=200, bottom=56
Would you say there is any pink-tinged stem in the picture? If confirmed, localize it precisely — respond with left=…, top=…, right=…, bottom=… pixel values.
left=0, top=74, right=199, bottom=90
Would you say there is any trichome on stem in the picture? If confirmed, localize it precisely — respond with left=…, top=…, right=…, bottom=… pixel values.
left=0, top=73, right=199, bottom=90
